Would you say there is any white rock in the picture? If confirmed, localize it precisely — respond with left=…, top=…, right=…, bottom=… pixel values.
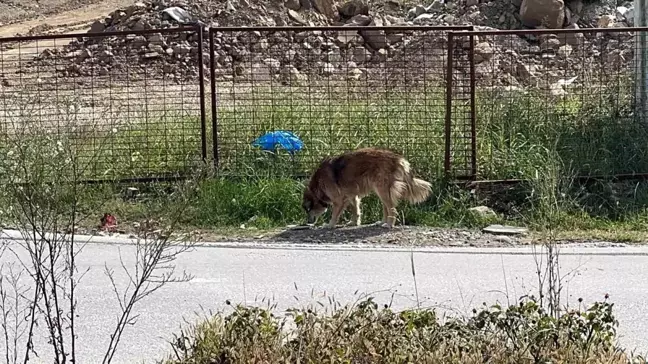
left=469, top=206, right=497, bottom=218
left=597, top=14, right=615, bottom=28
left=616, top=6, right=629, bottom=20
left=413, top=13, right=436, bottom=24
left=407, top=5, right=426, bottom=19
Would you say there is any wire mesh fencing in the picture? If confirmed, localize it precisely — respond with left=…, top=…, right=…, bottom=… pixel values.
left=209, top=25, right=471, bottom=179
left=450, top=28, right=643, bottom=181
left=2, top=24, right=645, bottom=184
left=0, top=26, right=206, bottom=183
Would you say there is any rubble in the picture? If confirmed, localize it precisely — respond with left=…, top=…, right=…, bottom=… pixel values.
left=23, top=0, right=637, bottom=91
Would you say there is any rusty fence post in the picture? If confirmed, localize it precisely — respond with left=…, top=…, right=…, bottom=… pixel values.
left=469, top=32, right=477, bottom=179
left=444, top=31, right=454, bottom=178
left=197, top=23, right=208, bottom=163
left=209, top=27, right=219, bottom=170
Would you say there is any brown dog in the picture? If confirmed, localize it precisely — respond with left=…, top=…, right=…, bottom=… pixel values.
left=302, top=148, right=432, bottom=228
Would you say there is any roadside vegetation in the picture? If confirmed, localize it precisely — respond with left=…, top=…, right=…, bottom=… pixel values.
left=0, top=77, right=646, bottom=363
left=163, top=295, right=641, bottom=364
left=10, top=79, right=644, bottom=241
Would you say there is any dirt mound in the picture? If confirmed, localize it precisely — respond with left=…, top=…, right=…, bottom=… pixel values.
left=29, top=0, right=457, bottom=85
left=21, top=0, right=637, bottom=92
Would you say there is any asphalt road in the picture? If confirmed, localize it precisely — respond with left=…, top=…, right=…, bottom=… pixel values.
left=1, top=233, right=648, bottom=363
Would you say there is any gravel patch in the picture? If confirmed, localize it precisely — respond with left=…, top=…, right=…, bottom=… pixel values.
left=208, top=224, right=530, bottom=247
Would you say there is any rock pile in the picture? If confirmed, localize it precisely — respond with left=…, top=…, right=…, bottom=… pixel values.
left=31, top=0, right=454, bottom=85
left=28, top=0, right=638, bottom=90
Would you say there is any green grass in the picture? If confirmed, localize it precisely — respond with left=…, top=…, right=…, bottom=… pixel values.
left=214, top=86, right=448, bottom=178
left=4, top=80, right=648, bottom=240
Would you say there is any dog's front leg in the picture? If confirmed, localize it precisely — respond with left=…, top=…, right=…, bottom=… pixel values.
left=327, top=202, right=345, bottom=228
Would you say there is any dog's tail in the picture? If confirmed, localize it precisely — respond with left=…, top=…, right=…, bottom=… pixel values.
left=395, top=158, right=432, bottom=204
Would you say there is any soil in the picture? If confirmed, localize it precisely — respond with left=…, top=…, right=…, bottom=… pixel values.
left=0, top=0, right=133, bottom=34
left=81, top=221, right=640, bottom=248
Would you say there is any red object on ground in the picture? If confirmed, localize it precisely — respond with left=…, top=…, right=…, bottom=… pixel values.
left=100, top=213, right=117, bottom=231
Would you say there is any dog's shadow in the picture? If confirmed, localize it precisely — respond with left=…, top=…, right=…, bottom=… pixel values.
left=271, top=224, right=392, bottom=244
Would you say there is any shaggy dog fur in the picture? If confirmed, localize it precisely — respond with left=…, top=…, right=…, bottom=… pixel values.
left=302, top=148, right=433, bottom=228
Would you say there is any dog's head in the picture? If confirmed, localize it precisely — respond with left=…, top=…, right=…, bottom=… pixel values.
left=302, top=188, right=328, bottom=224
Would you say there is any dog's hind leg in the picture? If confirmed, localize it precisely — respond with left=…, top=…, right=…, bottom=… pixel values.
left=345, top=195, right=361, bottom=226
left=375, top=187, right=397, bottom=228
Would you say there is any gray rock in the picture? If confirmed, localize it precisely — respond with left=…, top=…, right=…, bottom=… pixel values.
left=339, top=0, right=369, bottom=18
left=540, top=36, right=561, bottom=51
left=520, top=0, right=565, bottom=29
left=468, top=206, right=497, bottom=219
left=347, top=67, right=363, bottom=80
left=473, top=42, right=494, bottom=63
left=148, top=44, right=165, bottom=55
left=413, top=13, right=437, bottom=24
left=384, top=15, right=405, bottom=25
left=284, top=49, right=297, bottom=62
left=482, top=224, right=529, bottom=236
left=288, top=9, right=308, bottom=24
left=76, top=49, right=92, bottom=62
left=516, top=62, right=535, bottom=82
left=131, top=19, right=148, bottom=31
left=281, top=66, right=308, bottom=84
left=360, top=17, right=388, bottom=50
left=373, top=48, right=388, bottom=62
left=148, top=33, right=166, bottom=47
left=161, top=6, right=192, bottom=24
left=97, top=50, right=114, bottom=62
left=616, top=6, right=630, bottom=20
left=442, top=14, right=456, bottom=24
left=426, top=0, right=444, bottom=11
left=557, top=44, right=572, bottom=57
left=562, top=23, right=584, bottom=46
left=337, top=29, right=359, bottom=44
left=285, top=0, right=301, bottom=11
left=407, top=5, right=426, bottom=19
left=351, top=46, right=370, bottom=63
left=125, top=2, right=147, bottom=17
left=89, top=19, right=106, bottom=33
left=347, top=14, right=372, bottom=25
left=173, top=43, right=192, bottom=55
left=131, top=35, right=147, bottom=48
left=597, top=14, right=616, bottom=27
left=311, top=0, right=337, bottom=19
left=494, top=235, right=513, bottom=244
left=625, top=6, right=635, bottom=24
left=143, top=52, right=160, bottom=60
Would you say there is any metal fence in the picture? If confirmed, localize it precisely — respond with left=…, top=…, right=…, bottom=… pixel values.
left=0, top=25, right=646, bottom=183
left=448, top=27, right=646, bottom=181
left=209, top=25, right=471, bottom=178
left=0, top=25, right=206, bottom=183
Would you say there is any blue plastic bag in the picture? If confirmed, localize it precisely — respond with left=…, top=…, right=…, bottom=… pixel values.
left=252, top=130, right=304, bottom=155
